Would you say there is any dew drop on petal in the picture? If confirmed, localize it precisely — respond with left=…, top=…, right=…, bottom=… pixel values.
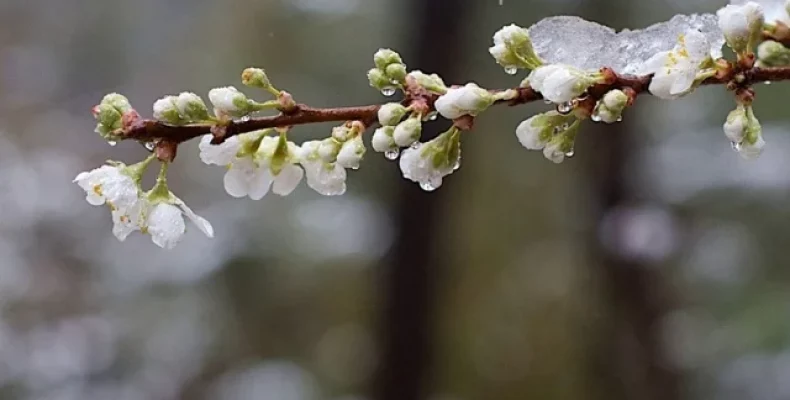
left=504, top=66, right=518, bottom=75
left=453, top=159, right=461, bottom=170
left=764, top=81, right=772, bottom=85
left=384, top=149, right=400, bottom=160
left=565, top=150, right=575, bottom=158
left=428, top=113, right=438, bottom=121
left=591, top=114, right=602, bottom=122
left=381, top=87, right=397, bottom=97
left=420, top=181, right=437, bottom=192
left=410, top=142, right=420, bottom=149
left=557, top=102, right=574, bottom=115
left=239, top=115, right=251, bottom=122
left=108, top=141, right=117, bottom=147
left=543, top=99, right=553, bottom=105
left=144, top=142, right=156, bottom=151
left=616, top=116, right=623, bottom=122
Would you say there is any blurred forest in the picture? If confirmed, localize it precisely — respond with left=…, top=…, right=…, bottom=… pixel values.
left=1, top=0, right=790, bottom=399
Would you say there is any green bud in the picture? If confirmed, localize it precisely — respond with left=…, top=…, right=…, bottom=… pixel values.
left=367, top=68, right=391, bottom=90
left=374, top=49, right=403, bottom=70
left=757, top=41, right=790, bottom=66
left=101, top=93, right=133, bottom=113
left=241, top=68, right=272, bottom=89
left=385, top=63, right=408, bottom=83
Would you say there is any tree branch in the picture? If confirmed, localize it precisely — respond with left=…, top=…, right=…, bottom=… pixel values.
left=118, top=66, right=790, bottom=145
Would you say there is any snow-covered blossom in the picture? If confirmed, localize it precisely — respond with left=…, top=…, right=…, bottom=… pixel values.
left=731, top=0, right=790, bottom=25
left=175, top=92, right=210, bottom=121
left=378, top=103, right=409, bottom=126
left=489, top=24, right=542, bottom=70
left=139, top=177, right=214, bottom=249
left=724, top=104, right=765, bottom=159
left=153, top=96, right=184, bottom=124
left=74, top=164, right=140, bottom=210
left=199, top=131, right=303, bottom=199
left=638, top=30, right=717, bottom=99
left=527, top=64, right=600, bottom=104
left=515, top=111, right=575, bottom=150
left=399, top=128, right=461, bottom=191
left=393, top=117, right=422, bottom=147
left=208, top=86, right=252, bottom=118
left=434, top=83, right=495, bottom=120
left=300, top=141, right=347, bottom=196
left=371, top=126, right=397, bottom=153
left=718, top=2, right=764, bottom=53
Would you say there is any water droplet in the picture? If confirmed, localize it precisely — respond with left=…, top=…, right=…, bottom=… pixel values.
left=557, top=102, right=573, bottom=115
left=591, top=114, right=602, bottom=122
left=420, top=182, right=437, bottom=192
left=381, top=87, right=397, bottom=97
left=239, top=115, right=251, bottom=122
left=731, top=141, right=742, bottom=152
left=384, top=149, right=400, bottom=160
left=504, top=67, right=518, bottom=75
left=108, top=141, right=117, bottom=147
left=616, top=116, right=623, bottom=122
left=565, top=150, right=575, bottom=158
left=764, top=81, right=772, bottom=85
left=543, top=99, right=553, bottom=105
left=453, top=159, right=461, bottom=170
left=144, top=141, right=156, bottom=151
left=410, top=142, right=420, bottom=149
left=429, top=113, right=438, bottom=121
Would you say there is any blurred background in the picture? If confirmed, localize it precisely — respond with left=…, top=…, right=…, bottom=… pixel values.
left=1, top=0, right=790, bottom=399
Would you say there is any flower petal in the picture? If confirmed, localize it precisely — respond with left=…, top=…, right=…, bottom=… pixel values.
left=175, top=199, right=214, bottom=238
left=146, top=203, right=186, bottom=250
left=247, top=167, right=274, bottom=200
left=272, top=164, right=304, bottom=196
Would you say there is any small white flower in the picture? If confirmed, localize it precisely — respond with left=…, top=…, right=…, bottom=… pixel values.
left=208, top=86, right=250, bottom=118
left=74, top=165, right=139, bottom=210
left=489, top=24, right=540, bottom=69
left=142, top=198, right=214, bottom=250
left=336, top=135, right=366, bottom=169
left=371, top=126, right=397, bottom=153
left=199, top=135, right=242, bottom=166
left=300, top=141, right=347, bottom=196
left=318, top=138, right=341, bottom=163
left=639, top=30, right=715, bottom=99
left=398, top=129, right=461, bottom=191
left=718, top=2, right=764, bottom=53
left=434, top=83, right=495, bottom=120
left=378, top=103, right=409, bottom=126
left=593, top=90, right=629, bottom=124
left=528, top=65, right=597, bottom=104
left=393, top=118, right=422, bottom=147
left=724, top=107, right=748, bottom=143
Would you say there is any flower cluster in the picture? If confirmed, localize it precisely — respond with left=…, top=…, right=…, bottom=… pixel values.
left=78, top=0, right=790, bottom=248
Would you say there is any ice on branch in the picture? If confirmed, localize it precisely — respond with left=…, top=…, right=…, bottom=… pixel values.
left=527, top=14, right=723, bottom=74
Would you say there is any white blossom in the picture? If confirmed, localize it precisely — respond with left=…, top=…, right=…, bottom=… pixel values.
left=142, top=197, right=214, bottom=250
left=718, top=2, right=764, bottom=53
left=434, top=83, right=495, bottom=120
left=336, top=136, right=366, bottom=169
left=74, top=165, right=139, bottom=210
left=738, top=134, right=766, bottom=159
left=199, top=135, right=242, bottom=166
left=639, top=30, right=716, bottom=99
left=731, top=0, right=790, bottom=25
left=208, top=86, right=250, bottom=118
left=393, top=118, right=422, bottom=147
left=300, top=141, right=347, bottom=196
left=399, top=129, right=461, bottom=191
left=527, top=64, right=597, bottom=104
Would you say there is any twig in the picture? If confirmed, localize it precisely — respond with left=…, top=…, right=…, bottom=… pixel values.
left=119, top=66, right=790, bottom=145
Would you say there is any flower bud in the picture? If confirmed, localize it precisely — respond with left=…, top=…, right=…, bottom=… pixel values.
left=393, top=118, right=422, bottom=147
left=407, top=71, right=447, bottom=93
left=153, top=96, right=184, bottom=124
left=529, top=64, right=598, bottom=104
left=208, top=86, right=251, bottom=118
left=378, top=103, right=409, bottom=126
left=374, top=49, right=403, bottom=70
left=93, top=103, right=122, bottom=131
left=717, top=2, right=764, bottom=54
left=241, top=68, right=272, bottom=89
left=757, top=40, right=790, bottom=66
left=385, top=63, right=408, bottom=83
left=367, top=68, right=391, bottom=90
left=175, top=92, right=210, bottom=122
left=515, top=111, right=573, bottom=150
left=337, top=135, right=366, bottom=169
left=724, top=106, right=748, bottom=143
left=332, top=125, right=353, bottom=142
left=372, top=126, right=397, bottom=153
left=101, top=93, right=133, bottom=113
left=435, top=83, right=494, bottom=120
left=489, top=24, right=542, bottom=70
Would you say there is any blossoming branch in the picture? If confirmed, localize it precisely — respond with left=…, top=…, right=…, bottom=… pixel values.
left=77, top=0, right=790, bottom=249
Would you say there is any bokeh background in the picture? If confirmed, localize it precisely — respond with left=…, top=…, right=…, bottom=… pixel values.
left=1, top=0, right=790, bottom=399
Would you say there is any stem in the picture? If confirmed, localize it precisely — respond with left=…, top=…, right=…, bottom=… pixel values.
left=117, top=65, right=790, bottom=145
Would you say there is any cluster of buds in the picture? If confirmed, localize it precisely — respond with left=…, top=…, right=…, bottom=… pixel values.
left=367, top=49, right=408, bottom=96
left=92, top=94, right=138, bottom=143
